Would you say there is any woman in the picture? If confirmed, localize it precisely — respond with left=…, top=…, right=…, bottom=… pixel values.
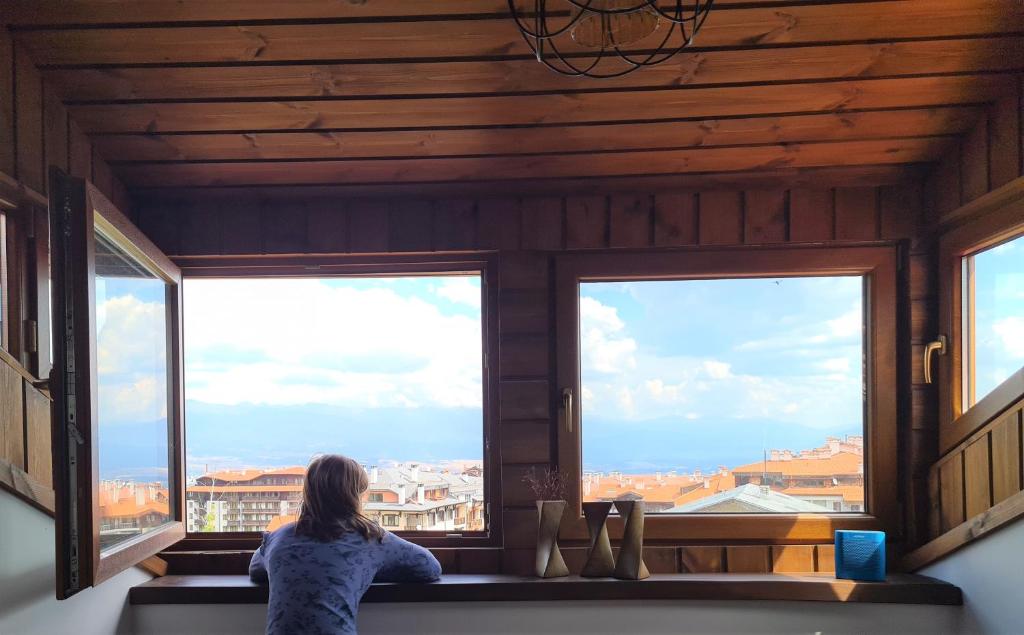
left=250, top=455, right=442, bottom=634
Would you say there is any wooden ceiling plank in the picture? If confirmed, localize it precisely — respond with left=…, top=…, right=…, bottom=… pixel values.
left=93, top=107, right=977, bottom=163
left=112, top=137, right=952, bottom=186
left=67, top=75, right=1010, bottom=133
left=128, top=164, right=925, bottom=199
left=0, top=0, right=848, bottom=27
left=17, top=1, right=1024, bottom=66
left=41, top=37, right=1024, bottom=102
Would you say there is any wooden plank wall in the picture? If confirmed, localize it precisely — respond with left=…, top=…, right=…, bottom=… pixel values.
left=0, top=28, right=132, bottom=212
left=927, top=398, right=1023, bottom=539
left=0, top=349, right=54, bottom=511
left=135, top=182, right=929, bottom=573
left=924, top=77, right=1023, bottom=222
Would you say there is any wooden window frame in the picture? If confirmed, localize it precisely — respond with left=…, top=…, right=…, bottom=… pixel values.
left=937, top=199, right=1024, bottom=455
left=555, top=245, right=900, bottom=543
left=167, top=253, right=502, bottom=551
left=50, top=170, right=186, bottom=598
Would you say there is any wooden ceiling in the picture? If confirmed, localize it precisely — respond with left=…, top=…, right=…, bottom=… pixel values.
left=4, top=0, right=1023, bottom=194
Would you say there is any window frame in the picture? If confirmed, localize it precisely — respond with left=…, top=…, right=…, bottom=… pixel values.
left=555, top=245, right=899, bottom=543
left=49, top=170, right=186, bottom=598
left=937, top=200, right=1024, bottom=455
left=169, top=254, right=501, bottom=551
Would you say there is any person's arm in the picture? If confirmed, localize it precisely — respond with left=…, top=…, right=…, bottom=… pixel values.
left=249, top=532, right=271, bottom=584
left=374, top=532, right=442, bottom=583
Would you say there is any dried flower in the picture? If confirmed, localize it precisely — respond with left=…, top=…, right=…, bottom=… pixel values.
left=522, top=467, right=569, bottom=501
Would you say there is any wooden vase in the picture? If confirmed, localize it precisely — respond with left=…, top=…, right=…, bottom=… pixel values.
left=535, top=500, right=569, bottom=578
left=580, top=502, right=615, bottom=577
left=613, top=500, right=650, bottom=580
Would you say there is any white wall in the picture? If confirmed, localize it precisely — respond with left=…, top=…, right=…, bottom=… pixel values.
left=135, top=598, right=960, bottom=635
left=922, top=517, right=1024, bottom=635
left=0, top=490, right=152, bottom=635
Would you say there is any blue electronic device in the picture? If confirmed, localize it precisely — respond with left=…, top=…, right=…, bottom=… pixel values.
left=834, top=530, right=886, bottom=582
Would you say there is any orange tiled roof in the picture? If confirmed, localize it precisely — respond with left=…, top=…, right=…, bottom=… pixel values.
left=783, top=485, right=865, bottom=503
left=203, top=467, right=306, bottom=482
left=731, top=452, right=862, bottom=477
left=188, top=485, right=303, bottom=493
left=100, top=500, right=169, bottom=518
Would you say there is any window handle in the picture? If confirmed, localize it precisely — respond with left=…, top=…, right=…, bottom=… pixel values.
left=562, top=388, right=573, bottom=433
left=923, top=335, right=947, bottom=384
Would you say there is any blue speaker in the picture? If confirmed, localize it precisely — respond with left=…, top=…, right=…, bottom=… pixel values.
left=834, top=530, right=886, bottom=581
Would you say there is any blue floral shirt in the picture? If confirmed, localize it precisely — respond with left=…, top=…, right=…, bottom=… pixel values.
left=249, top=522, right=442, bottom=635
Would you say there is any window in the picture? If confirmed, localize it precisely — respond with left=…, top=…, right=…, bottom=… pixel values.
left=50, top=172, right=185, bottom=598
left=383, top=515, right=399, bottom=527
left=577, top=275, right=865, bottom=515
left=556, top=247, right=898, bottom=541
left=0, top=210, right=8, bottom=351
left=938, top=208, right=1024, bottom=454
left=961, top=234, right=1024, bottom=407
left=181, top=273, right=489, bottom=536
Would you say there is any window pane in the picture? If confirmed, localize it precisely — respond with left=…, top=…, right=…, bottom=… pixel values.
left=971, top=234, right=1024, bottom=404
left=580, top=276, right=865, bottom=514
left=183, top=276, right=485, bottom=533
left=95, top=231, right=172, bottom=550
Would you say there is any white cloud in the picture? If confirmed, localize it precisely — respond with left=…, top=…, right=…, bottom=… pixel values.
left=434, top=276, right=481, bottom=308
left=827, top=307, right=862, bottom=338
left=819, top=357, right=851, bottom=373
left=993, top=317, right=1024, bottom=358
left=702, top=360, right=732, bottom=379
left=96, top=294, right=168, bottom=424
left=579, top=296, right=637, bottom=374
left=183, top=278, right=483, bottom=409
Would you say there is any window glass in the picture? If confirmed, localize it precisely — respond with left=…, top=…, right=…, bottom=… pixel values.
left=968, top=233, right=1024, bottom=405
left=579, top=276, right=865, bottom=514
left=183, top=275, right=486, bottom=533
left=95, top=230, right=173, bottom=550
left=0, top=212, right=7, bottom=349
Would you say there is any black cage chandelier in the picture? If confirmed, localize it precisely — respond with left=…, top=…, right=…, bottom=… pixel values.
left=508, top=0, right=715, bottom=78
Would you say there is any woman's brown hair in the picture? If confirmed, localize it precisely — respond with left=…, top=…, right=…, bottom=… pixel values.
left=295, top=454, right=385, bottom=542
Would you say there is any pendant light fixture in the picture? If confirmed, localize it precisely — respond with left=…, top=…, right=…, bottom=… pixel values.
left=508, top=0, right=715, bottom=78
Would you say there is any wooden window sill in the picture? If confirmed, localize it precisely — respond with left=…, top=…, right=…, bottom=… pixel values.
left=129, top=573, right=961, bottom=606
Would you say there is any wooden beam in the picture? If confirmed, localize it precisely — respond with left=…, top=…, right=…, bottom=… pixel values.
left=16, top=1, right=1024, bottom=66
left=113, top=137, right=952, bottom=187
left=68, top=76, right=1009, bottom=134
left=95, top=108, right=977, bottom=163
left=44, top=38, right=1024, bottom=102
left=130, top=164, right=924, bottom=200
left=0, top=0, right=864, bottom=27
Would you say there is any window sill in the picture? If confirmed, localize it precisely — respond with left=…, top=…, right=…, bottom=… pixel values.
left=129, top=573, right=961, bottom=606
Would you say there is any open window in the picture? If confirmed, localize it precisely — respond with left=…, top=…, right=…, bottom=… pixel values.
left=49, top=169, right=185, bottom=598
left=556, top=247, right=898, bottom=541
left=938, top=202, right=1024, bottom=454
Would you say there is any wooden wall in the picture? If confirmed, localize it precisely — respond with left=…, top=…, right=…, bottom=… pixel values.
left=924, top=77, right=1023, bottom=222
left=0, top=28, right=131, bottom=212
left=0, top=349, right=53, bottom=512
left=136, top=182, right=930, bottom=573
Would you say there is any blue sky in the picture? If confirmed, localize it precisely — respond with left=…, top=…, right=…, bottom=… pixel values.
left=973, top=234, right=1024, bottom=402
left=93, top=247, right=1023, bottom=478
left=579, top=276, right=865, bottom=471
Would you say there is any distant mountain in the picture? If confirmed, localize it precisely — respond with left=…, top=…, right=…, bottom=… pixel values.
left=583, top=415, right=859, bottom=473
left=97, top=401, right=858, bottom=480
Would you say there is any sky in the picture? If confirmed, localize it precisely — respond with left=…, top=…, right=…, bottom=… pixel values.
left=973, top=234, right=1024, bottom=402
left=91, top=244, right=1024, bottom=480
left=579, top=275, right=866, bottom=472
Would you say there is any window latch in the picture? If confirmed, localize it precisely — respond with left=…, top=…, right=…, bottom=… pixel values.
left=561, top=387, right=573, bottom=433
left=923, top=335, right=947, bottom=384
